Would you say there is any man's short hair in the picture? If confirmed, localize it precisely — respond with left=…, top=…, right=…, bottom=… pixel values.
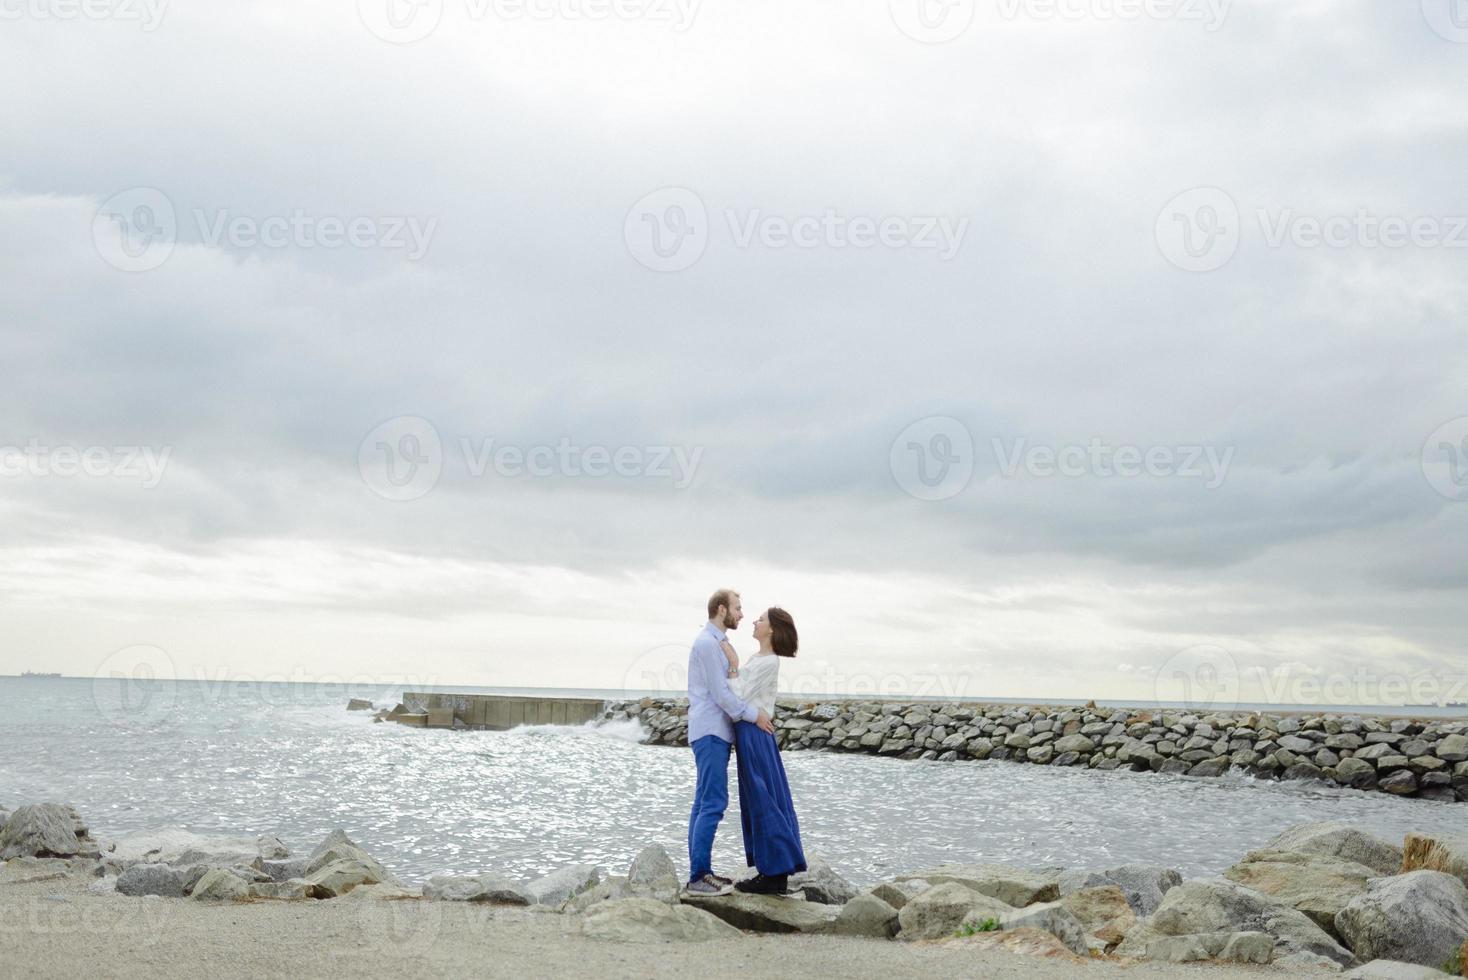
left=707, top=588, right=739, bottom=620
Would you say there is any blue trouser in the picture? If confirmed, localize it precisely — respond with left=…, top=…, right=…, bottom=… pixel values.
left=688, top=734, right=731, bottom=883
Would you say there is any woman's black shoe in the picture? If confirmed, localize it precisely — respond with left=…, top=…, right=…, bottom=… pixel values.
left=734, top=873, right=789, bottom=895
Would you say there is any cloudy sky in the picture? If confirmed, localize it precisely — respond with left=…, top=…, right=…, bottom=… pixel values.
left=1, top=0, right=1465, bottom=707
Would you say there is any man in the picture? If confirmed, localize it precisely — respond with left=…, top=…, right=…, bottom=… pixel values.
left=685, top=588, right=775, bottom=897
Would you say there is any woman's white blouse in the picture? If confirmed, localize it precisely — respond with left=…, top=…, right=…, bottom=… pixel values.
left=735, top=653, right=781, bottom=717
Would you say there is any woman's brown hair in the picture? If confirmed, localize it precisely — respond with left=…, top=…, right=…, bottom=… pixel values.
left=768, top=607, right=798, bottom=658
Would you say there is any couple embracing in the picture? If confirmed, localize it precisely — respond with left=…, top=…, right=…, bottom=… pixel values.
left=684, top=588, right=806, bottom=898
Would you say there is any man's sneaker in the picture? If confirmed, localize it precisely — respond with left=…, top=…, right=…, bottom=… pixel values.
left=734, top=873, right=789, bottom=895
left=684, top=874, right=734, bottom=897
left=708, top=873, right=734, bottom=887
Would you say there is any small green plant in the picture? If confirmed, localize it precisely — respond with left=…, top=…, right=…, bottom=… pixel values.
left=954, top=917, right=1001, bottom=937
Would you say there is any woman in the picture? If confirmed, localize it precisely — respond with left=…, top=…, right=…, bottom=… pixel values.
left=723, top=606, right=807, bottom=895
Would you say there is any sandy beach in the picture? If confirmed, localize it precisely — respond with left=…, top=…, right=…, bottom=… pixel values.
left=2, top=871, right=1293, bottom=980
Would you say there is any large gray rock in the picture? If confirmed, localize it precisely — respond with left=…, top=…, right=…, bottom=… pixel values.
left=581, top=897, right=742, bottom=943
left=828, top=893, right=901, bottom=938
left=301, top=829, right=397, bottom=897
left=897, top=863, right=1059, bottom=907
left=260, top=857, right=309, bottom=882
left=526, top=864, right=600, bottom=906
left=1058, top=864, right=1182, bottom=916
left=995, top=899, right=1088, bottom=955
left=1146, top=931, right=1273, bottom=964
left=897, top=881, right=1015, bottom=940
left=1145, top=877, right=1355, bottom=965
left=190, top=867, right=250, bottom=901
left=0, top=804, right=98, bottom=860
left=115, top=863, right=188, bottom=897
left=1334, top=870, right=1468, bottom=968
left=627, top=845, right=677, bottom=888
left=681, top=892, right=840, bottom=934
left=868, top=879, right=927, bottom=911
left=1224, top=849, right=1379, bottom=938
left=106, top=826, right=275, bottom=873
left=1263, top=821, right=1402, bottom=876
left=789, top=854, right=857, bottom=905
left=247, top=878, right=310, bottom=900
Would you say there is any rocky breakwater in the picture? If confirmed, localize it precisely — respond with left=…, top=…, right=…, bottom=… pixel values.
left=604, top=698, right=1468, bottom=803
left=7, top=801, right=1468, bottom=974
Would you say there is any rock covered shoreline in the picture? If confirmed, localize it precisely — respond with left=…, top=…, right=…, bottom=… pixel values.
left=4, top=802, right=1468, bottom=976
left=604, top=698, right=1468, bottom=803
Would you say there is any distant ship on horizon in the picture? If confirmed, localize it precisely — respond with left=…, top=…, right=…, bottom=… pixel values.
left=19, top=671, right=62, bottom=678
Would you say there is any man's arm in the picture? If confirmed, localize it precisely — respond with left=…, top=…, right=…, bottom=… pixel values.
left=695, top=639, right=758, bottom=723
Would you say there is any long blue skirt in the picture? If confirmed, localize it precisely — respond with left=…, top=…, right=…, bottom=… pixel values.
left=734, top=720, right=807, bottom=877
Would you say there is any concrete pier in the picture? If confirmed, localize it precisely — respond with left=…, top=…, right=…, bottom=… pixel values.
left=400, top=692, right=607, bottom=730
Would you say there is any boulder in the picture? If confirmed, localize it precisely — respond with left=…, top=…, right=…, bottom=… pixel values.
left=896, top=863, right=1058, bottom=907
left=115, top=863, right=188, bottom=897
left=1401, top=832, right=1468, bottom=888
left=1060, top=885, right=1136, bottom=952
left=1224, top=848, right=1379, bottom=937
left=896, top=881, right=1014, bottom=940
left=1437, top=734, right=1468, bottom=762
left=1145, top=877, right=1354, bottom=965
left=994, top=900, right=1087, bottom=955
left=1146, top=931, right=1273, bottom=964
left=868, top=879, right=926, bottom=911
left=260, top=857, right=309, bottom=882
left=627, top=844, right=677, bottom=888
left=789, top=854, right=857, bottom=905
left=828, top=892, right=900, bottom=938
left=247, top=878, right=310, bottom=900
left=1057, top=864, right=1181, bottom=915
left=526, top=864, right=600, bottom=906
left=1262, top=821, right=1403, bottom=875
left=1379, top=770, right=1418, bottom=795
left=303, top=829, right=397, bottom=896
left=0, top=803, right=99, bottom=860
left=87, top=875, right=118, bottom=896
left=1334, top=870, right=1468, bottom=968
left=681, top=892, right=840, bottom=934
left=945, top=926, right=1088, bottom=962
left=581, top=897, right=742, bottom=943
left=190, top=868, right=250, bottom=901
left=346, top=698, right=373, bottom=710
left=106, top=826, right=274, bottom=873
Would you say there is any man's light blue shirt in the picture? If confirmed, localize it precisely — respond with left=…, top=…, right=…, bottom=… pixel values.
left=687, top=621, right=759, bottom=744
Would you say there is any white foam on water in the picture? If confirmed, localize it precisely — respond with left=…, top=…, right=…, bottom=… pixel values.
left=505, top=717, right=648, bottom=744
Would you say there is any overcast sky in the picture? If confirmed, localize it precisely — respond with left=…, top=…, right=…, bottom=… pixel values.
left=1, top=0, right=1465, bottom=706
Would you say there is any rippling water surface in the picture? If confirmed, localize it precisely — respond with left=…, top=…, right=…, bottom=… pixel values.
left=3, top=678, right=1463, bottom=886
